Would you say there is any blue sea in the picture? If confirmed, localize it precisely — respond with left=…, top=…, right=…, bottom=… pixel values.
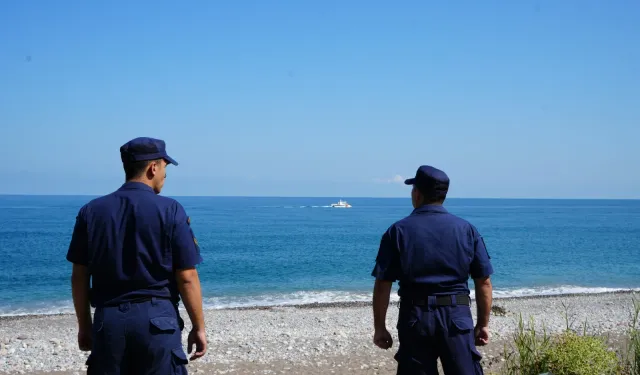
left=0, top=196, right=639, bottom=316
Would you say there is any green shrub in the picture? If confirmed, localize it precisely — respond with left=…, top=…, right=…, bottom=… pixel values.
left=499, top=296, right=640, bottom=375
left=625, top=295, right=640, bottom=375
left=500, top=313, right=623, bottom=375
left=545, top=331, right=620, bottom=375
left=501, top=314, right=551, bottom=375
left=630, top=330, right=640, bottom=375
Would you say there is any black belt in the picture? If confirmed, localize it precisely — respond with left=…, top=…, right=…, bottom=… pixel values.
left=96, top=296, right=172, bottom=308
left=402, top=294, right=471, bottom=306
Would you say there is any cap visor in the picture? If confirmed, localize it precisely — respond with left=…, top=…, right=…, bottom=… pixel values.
left=164, top=155, right=179, bottom=166
left=404, top=178, right=415, bottom=185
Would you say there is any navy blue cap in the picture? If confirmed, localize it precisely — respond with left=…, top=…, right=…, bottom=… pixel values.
left=119, top=137, right=178, bottom=166
left=404, top=165, right=449, bottom=198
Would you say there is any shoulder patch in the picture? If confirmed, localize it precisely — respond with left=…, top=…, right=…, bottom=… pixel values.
left=187, top=216, right=191, bottom=225
left=479, top=236, right=491, bottom=259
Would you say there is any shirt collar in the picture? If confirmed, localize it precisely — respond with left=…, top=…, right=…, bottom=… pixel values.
left=411, top=204, right=448, bottom=215
left=118, top=181, right=155, bottom=193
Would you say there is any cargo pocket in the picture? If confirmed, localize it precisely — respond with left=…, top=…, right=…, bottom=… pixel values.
left=149, top=316, right=179, bottom=335
left=92, top=309, right=104, bottom=337
left=450, top=315, right=485, bottom=375
left=450, top=315, right=473, bottom=333
left=171, top=347, right=189, bottom=374
left=397, top=304, right=426, bottom=339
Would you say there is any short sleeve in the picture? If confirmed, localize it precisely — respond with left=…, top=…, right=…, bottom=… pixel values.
left=469, top=226, right=494, bottom=279
left=371, top=226, right=401, bottom=281
left=66, top=206, right=89, bottom=266
left=172, top=202, right=204, bottom=270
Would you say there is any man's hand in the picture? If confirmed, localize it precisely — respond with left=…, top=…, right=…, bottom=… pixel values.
left=473, top=276, right=492, bottom=344
left=373, top=328, right=393, bottom=349
left=187, top=328, right=207, bottom=360
left=175, top=267, right=206, bottom=360
left=71, top=264, right=92, bottom=352
left=372, top=279, right=393, bottom=350
left=78, top=328, right=92, bottom=351
left=475, top=325, right=490, bottom=346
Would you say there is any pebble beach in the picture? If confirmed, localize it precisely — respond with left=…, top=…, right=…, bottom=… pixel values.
left=0, top=291, right=637, bottom=374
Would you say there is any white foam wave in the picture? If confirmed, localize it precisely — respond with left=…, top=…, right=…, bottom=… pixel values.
left=201, top=290, right=383, bottom=310
left=491, top=286, right=640, bottom=299
left=1, top=286, right=638, bottom=317
left=199, top=286, right=640, bottom=310
left=0, top=300, right=76, bottom=317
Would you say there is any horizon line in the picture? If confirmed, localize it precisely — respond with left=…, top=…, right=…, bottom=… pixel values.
left=0, top=194, right=638, bottom=201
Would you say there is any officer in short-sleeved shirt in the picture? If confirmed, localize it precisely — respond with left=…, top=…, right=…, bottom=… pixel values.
left=371, top=165, right=494, bottom=375
left=66, top=137, right=206, bottom=374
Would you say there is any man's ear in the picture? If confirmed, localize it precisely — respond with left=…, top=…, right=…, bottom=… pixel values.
left=146, top=161, right=157, bottom=178
left=414, top=188, right=424, bottom=206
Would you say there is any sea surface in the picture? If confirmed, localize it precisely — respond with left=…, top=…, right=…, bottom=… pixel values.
left=0, top=196, right=639, bottom=316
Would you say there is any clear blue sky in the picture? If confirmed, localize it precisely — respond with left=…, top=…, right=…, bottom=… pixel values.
left=1, top=0, right=638, bottom=198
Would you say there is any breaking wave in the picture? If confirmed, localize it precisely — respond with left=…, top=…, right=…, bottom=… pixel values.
left=1, top=286, right=638, bottom=317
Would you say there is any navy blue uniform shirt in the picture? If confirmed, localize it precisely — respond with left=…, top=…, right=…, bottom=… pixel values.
left=66, top=182, right=203, bottom=307
left=371, top=204, right=493, bottom=297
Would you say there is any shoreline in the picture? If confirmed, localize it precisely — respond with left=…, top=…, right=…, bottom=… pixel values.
left=1, top=291, right=638, bottom=374
left=0, top=288, right=637, bottom=321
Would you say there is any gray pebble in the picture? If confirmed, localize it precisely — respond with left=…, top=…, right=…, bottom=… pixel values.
left=0, top=292, right=636, bottom=373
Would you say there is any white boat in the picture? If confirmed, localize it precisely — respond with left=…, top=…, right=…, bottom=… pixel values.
left=330, top=199, right=352, bottom=208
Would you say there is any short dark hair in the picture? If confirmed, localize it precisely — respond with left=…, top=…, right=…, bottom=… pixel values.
left=416, top=185, right=446, bottom=204
left=123, top=159, right=159, bottom=180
